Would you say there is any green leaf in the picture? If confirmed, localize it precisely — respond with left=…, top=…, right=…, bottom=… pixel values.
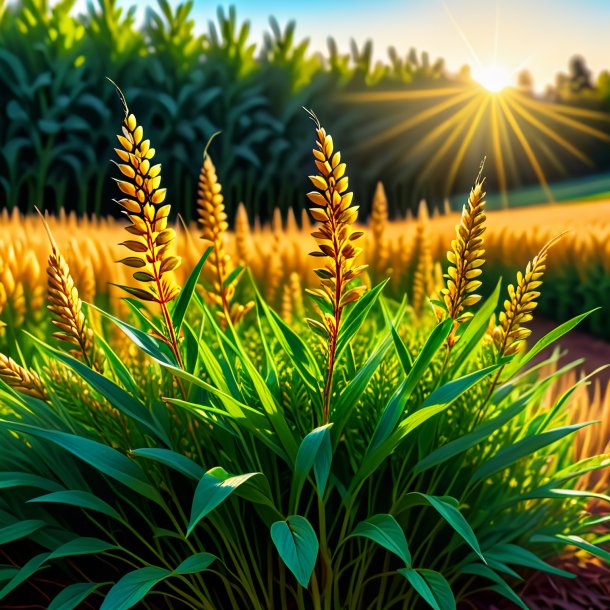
left=48, top=537, right=117, bottom=560
left=417, top=570, right=456, bottom=610
left=203, top=467, right=280, bottom=514
left=531, top=534, right=610, bottom=564
left=0, top=420, right=161, bottom=504
left=0, top=520, right=46, bottom=545
left=369, top=319, right=453, bottom=451
left=222, top=264, right=245, bottom=289
left=291, top=424, right=332, bottom=508
left=471, top=422, right=595, bottom=484
left=94, top=332, right=140, bottom=397
left=414, top=392, right=531, bottom=474
left=0, top=472, right=63, bottom=493
left=171, top=246, right=213, bottom=333
left=484, top=543, right=573, bottom=578
left=351, top=514, right=411, bottom=565
left=89, top=304, right=177, bottom=366
left=174, top=553, right=216, bottom=574
left=504, top=310, right=597, bottom=379
left=451, top=279, right=501, bottom=372
left=188, top=471, right=258, bottom=536
left=109, top=284, right=156, bottom=302
left=398, top=568, right=440, bottom=610
left=423, top=364, right=500, bottom=409
left=27, top=335, right=170, bottom=446
left=100, top=567, right=171, bottom=610
left=461, top=563, right=529, bottom=610
left=0, top=553, right=49, bottom=600
left=335, top=333, right=392, bottom=418
left=48, top=583, right=101, bottom=610
left=131, top=448, right=204, bottom=480
left=394, top=493, right=484, bottom=562
left=271, top=516, right=319, bottom=587
left=336, top=279, right=389, bottom=359
left=28, top=490, right=122, bottom=521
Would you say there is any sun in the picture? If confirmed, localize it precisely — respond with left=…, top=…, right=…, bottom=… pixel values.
left=472, top=64, right=512, bottom=93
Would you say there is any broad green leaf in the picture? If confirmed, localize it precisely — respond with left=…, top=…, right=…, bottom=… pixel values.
left=394, top=493, right=484, bottom=562
left=0, top=553, right=50, bottom=600
left=461, top=563, right=529, bottom=610
left=48, top=537, right=118, bottom=560
left=0, top=420, right=161, bottom=504
left=171, top=246, right=213, bottom=333
left=100, top=567, right=171, bottom=610
left=483, top=543, right=573, bottom=578
left=28, top=490, right=122, bottom=521
left=188, top=471, right=258, bottom=536
left=174, top=553, right=216, bottom=574
left=351, top=514, right=411, bottom=565
left=471, top=422, right=595, bottom=483
left=131, top=448, right=204, bottom=480
left=291, top=424, right=332, bottom=508
left=271, top=515, right=319, bottom=587
left=0, top=472, right=63, bottom=493
left=204, top=467, right=280, bottom=514
left=417, top=570, right=456, bottom=610
left=0, top=520, right=46, bottom=545
left=398, top=568, right=440, bottom=610
left=48, top=583, right=101, bottom=610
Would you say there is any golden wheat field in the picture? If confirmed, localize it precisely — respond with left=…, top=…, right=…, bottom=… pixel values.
left=2, top=194, right=610, bottom=321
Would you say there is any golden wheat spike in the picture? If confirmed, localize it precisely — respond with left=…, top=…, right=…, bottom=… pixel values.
left=304, top=108, right=366, bottom=422
left=289, top=271, right=305, bottom=320
left=196, top=150, right=232, bottom=312
left=234, top=202, right=252, bottom=266
left=0, top=353, right=47, bottom=401
left=408, top=220, right=435, bottom=316
left=493, top=233, right=566, bottom=356
left=305, top=109, right=367, bottom=322
left=370, top=181, right=389, bottom=274
left=36, top=210, right=102, bottom=371
left=441, top=170, right=487, bottom=344
left=280, top=281, right=293, bottom=324
left=110, top=81, right=181, bottom=306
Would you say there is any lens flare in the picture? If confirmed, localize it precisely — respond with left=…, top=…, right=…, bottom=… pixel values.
left=472, top=64, right=511, bottom=93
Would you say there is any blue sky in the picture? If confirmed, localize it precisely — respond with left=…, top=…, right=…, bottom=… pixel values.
left=74, top=0, right=610, bottom=88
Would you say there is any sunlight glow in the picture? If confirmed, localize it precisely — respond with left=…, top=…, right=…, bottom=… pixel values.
left=472, top=64, right=512, bottom=93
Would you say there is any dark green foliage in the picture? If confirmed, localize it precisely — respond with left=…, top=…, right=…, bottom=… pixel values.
left=1, top=1, right=609, bottom=220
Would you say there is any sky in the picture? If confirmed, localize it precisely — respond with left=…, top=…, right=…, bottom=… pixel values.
left=72, top=0, right=610, bottom=89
